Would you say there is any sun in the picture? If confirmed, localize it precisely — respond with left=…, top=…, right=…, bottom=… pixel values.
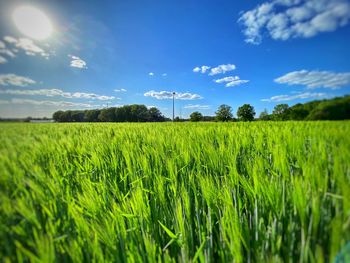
left=12, top=6, right=53, bottom=40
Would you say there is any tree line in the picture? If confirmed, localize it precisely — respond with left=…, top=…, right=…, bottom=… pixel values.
left=189, top=95, right=350, bottom=122
left=52, top=95, right=349, bottom=122
left=258, top=95, right=350, bottom=121
left=53, top=105, right=168, bottom=122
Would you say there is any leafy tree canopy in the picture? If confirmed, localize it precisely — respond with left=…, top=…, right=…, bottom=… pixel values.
left=237, top=104, right=255, bottom=122
left=190, top=111, right=203, bottom=122
left=215, top=104, right=233, bottom=122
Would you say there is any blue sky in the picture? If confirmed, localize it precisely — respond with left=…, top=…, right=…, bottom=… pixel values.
left=0, top=0, right=350, bottom=118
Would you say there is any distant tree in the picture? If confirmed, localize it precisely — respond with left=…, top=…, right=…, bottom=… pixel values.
left=307, top=96, right=350, bottom=120
left=273, top=104, right=290, bottom=120
left=202, top=115, right=216, bottom=122
left=288, top=104, right=309, bottom=120
left=71, top=111, right=84, bottom=122
left=130, top=104, right=149, bottom=122
left=216, top=104, right=233, bottom=122
left=259, top=109, right=271, bottom=121
left=53, top=111, right=64, bottom=122
left=115, top=106, right=128, bottom=122
left=60, top=110, right=72, bottom=122
left=237, top=104, right=255, bottom=121
left=98, top=107, right=116, bottom=122
left=148, top=107, right=165, bottom=122
left=24, top=117, right=32, bottom=122
left=190, top=111, right=203, bottom=122
left=84, top=109, right=100, bottom=122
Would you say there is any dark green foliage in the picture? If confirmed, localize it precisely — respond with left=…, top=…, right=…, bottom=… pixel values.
left=215, top=104, right=233, bottom=122
left=52, top=110, right=64, bottom=122
left=259, top=95, right=350, bottom=121
left=189, top=111, right=203, bottom=122
left=288, top=104, right=309, bottom=120
left=237, top=104, right=255, bottom=121
left=259, top=109, right=271, bottom=120
left=272, top=104, right=290, bottom=120
left=84, top=109, right=101, bottom=122
left=307, top=96, right=350, bottom=120
left=202, top=115, right=216, bottom=122
left=53, top=105, right=166, bottom=122
left=71, top=111, right=85, bottom=122
left=98, top=107, right=117, bottom=122
left=147, top=107, right=164, bottom=122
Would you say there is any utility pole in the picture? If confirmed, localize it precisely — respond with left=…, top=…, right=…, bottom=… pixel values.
left=172, top=92, right=175, bottom=121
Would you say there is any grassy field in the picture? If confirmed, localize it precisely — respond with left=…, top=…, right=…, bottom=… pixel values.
left=0, top=122, right=349, bottom=262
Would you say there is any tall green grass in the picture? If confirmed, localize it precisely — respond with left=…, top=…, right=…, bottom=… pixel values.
left=0, top=122, right=349, bottom=262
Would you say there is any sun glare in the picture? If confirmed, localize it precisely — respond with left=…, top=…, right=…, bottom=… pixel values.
left=12, top=6, right=53, bottom=40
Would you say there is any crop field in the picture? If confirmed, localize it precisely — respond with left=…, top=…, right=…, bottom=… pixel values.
left=0, top=122, right=349, bottom=262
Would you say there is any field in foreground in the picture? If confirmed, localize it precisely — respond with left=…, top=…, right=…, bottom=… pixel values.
left=0, top=122, right=349, bottom=262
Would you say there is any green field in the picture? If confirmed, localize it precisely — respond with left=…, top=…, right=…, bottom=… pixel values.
left=0, top=122, right=349, bottom=262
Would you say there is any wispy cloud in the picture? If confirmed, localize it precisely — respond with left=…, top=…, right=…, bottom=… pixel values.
left=0, top=74, right=36, bottom=87
left=275, top=70, right=350, bottom=89
left=0, top=88, right=115, bottom=101
left=214, top=76, right=249, bottom=87
left=149, top=72, right=154, bottom=76
left=162, top=73, right=167, bottom=77
left=3, top=36, right=49, bottom=58
left=114, top=88, right=127, bottom=92
left=0, top=40, right=16, bottom=60
left=0, top=49, right=16, bottom=58
left=0, top=55, right=7, bottom=64
left=68, top=55, right=87, bottom=69
left=7, top=98, right=94, bottom=107
left=0, top=40, right=16, bottom=59
left=144, top=90, right=202, bottom=100
left=239, top=0, right=350, bottom=44
left=184, top=104, right=211, bottom=109
left=261, top=92, right=327, bottom=102
left=193, top=66, right=211, bottom=74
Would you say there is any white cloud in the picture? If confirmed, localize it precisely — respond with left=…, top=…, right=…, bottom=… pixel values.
left=9, top=98, right=94, bottom=108
left=0, top=88, right=115, bottom=101
left=68, top=55, right=87, bottom=69
left=0, top=41, right=16, bottom=60
left=0, top=74, right=36, bottom=86
left=184, top=104, right=211, bottom=109
left=261, top=92, right=327, bottom=102
left=275, top=70, right=350, bottom=89
left=3, top=36, right=49, bottom=58
left=0, top=49, right=16, bottom=58
left=239, top=0, right=350, bottom=44
left=193, top=66, right=211, bottom=74
left=114, top=88, right=127, bottom=92
left=149, top=72, right=154, bottom=76
left=144, top=90, right=202, bottom=100
left=0, top=55, right=7, bottom=64
left=214, top=76, right=249, bottom=87
left=162, top=73, right=167, bottom=77
left=3, top=36, right=17, bottom=44
left=209, top=64, right=236, bottom=76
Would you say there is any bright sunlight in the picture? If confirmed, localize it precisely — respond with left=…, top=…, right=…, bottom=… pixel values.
left=12, top=5, right=52, bottom=40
